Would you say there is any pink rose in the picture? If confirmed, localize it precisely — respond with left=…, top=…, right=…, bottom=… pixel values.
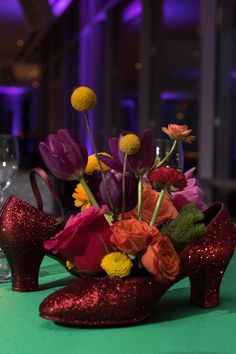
left=111, top=219, right=159, bottom=254
left=141, top=233, right=180, bottom=282
left=44, top=206, right=112, bottom=272
left=172, top=168, right=206, bottom=211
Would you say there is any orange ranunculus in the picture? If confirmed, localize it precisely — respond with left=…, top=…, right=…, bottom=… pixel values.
left=162, top=124, right=196, bottom=143
left=141, top=233, right=180, bottom=282
left=125, top=183, right=178, bottom=226
left=111, top=218, right=159, bottom=255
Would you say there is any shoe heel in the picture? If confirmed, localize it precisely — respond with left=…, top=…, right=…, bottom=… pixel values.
left=189, top=265, right=226, bottom=308
left=2, top=246, right=45, bottom=292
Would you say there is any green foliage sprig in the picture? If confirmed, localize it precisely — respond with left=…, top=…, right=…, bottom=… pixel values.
left=161, top=204, right=206, bottom=252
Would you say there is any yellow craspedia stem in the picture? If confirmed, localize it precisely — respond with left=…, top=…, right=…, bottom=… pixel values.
left=71, top=86, right=97, bottom=112
left=119, top=134, right=141, bottom=155
left=100, top=252, right=132, bottom=278
left=85, top=153, right=111, bottom=173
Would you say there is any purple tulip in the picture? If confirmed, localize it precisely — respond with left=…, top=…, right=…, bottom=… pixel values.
left=39, top=129, right=88, bottom=181
left=99, top=171, right=138, bottom=212
left=172, top=168, right=207, bottom=211
left=99, top=129, right=156, bottom=176
left=86, top=171, right=103, bottom=206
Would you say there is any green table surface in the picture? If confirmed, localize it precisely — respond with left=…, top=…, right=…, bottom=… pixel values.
left=1, top=254, right=236, bottom=354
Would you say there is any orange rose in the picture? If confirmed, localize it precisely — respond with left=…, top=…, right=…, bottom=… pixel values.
left=162, top=124, right=196, bottom=143
left=141, top=233, right=180, bottom=282
left=125, top=183, right=178, bottom=226
left=111, top=219, right=159, bottom=254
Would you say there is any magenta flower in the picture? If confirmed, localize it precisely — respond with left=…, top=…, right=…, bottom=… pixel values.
left=172, top=168, right=206, bottom=211
left=44, top=206, right=112, bottom=272
left=39, top=129, right=88, bottom=181
left=99, top=129, right=156, bottom=176
left=99, top=171, right=138, bottom=212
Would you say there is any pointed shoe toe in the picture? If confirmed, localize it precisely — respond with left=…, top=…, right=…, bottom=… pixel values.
left=0, top=168, right=64, bottom=292
left=39, top=276, right=159, bottom=327
left=0, top=195, right=60, bottom=292
left=39, top=202, right=236, bottom=327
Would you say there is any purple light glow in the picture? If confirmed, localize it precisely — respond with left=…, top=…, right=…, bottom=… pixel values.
left=48, top=0, right=72, bottom=17
left=231, top=70, right=236, bottom=79
left=0, top=86, right=29, bottom=136
left=0, top=86, right=29, bottom=95
left=0, top=0, right=25, bottom=22
left=6, top=95, right=22, bottom=136
left=122, top=0, right=142, bottom=23
left=163, top=0, right=199, bottom=28
left=160, top=92, right=198, bottom=100
left=122, top=99, right=136, bottom=108
left=121, top=99, right=137, bottom=131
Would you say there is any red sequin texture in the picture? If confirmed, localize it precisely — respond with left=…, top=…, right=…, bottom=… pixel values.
left=0, top=196, right=60, bottom=292
left=39, top=276, right=159, bottom=327
left=179, top=202, right=236, bottom=307
left=39, top=203, right=236, bottom=326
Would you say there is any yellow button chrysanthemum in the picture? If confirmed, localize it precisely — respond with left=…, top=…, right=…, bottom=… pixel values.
left=100, top=252, right=132, bottom=278
left=119, top=134, right=141, bottom=155
left=71, top=86, right=97, bottom=112
left=85, top=153, right=111, bottom=174
left=72, top=183, right=91, bottom=210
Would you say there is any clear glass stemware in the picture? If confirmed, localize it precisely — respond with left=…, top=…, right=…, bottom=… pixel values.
left=155, top=138, right=184, bottom=171
left=0, top=135, right=20, bottom=282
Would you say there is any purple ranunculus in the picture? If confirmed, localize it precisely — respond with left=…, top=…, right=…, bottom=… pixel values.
left=99, top=171, right=138, bottom=213
left=39, top=129, right=88, bottom=181
left=172, top=168, right=206, bottom=211
left=99, top=129, right=156, bottom=176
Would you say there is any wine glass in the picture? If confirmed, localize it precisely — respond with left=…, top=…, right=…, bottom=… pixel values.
left=155, top=138, right=184, bottom=171
left=0, top=134, right=20, bottom=282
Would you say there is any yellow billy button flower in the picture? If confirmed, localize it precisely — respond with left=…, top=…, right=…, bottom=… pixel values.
left=71, top=86, right=97, bottom=112
left=100, top=252, right=132, bottom=278
left=72, top=183, right=91, bottom=210
left=85, top=153, right=111, bottom=174
left=119, top=134, right=141, bottom=155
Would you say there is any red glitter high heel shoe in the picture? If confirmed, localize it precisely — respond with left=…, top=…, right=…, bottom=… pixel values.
left=0, top=167, right=65, bottom=292
left=39, top=202, right=236, bottom=327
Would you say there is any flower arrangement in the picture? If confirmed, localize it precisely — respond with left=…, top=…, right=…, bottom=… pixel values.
left=39, top=86, right=207, bottom=282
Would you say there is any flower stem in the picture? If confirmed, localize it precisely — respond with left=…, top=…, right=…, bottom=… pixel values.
left=80, top=177, right=113, bottom=225
left=79, top=177, right=99, bottom=208
left=149, top=189, right=165, bottom=226
left=137, top=175, right=143, bottom=220
left=156, top=140, right=177, bottom=168
left=84, top=112, right=114, bottom=210
left=121, top=153, right=128, bottom=219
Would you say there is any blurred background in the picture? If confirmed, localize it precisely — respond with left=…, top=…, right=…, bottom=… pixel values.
left=0, top=0, right=236, bottom=217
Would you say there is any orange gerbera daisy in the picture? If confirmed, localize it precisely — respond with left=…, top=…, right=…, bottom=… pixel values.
left=162, top=124, right=196, bottom=143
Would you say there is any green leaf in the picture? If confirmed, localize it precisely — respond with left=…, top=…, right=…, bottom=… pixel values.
left=161, top=204, right=206, bottom=251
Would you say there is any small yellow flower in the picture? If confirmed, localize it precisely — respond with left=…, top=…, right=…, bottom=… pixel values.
left=66, top=261, right=74, bottom=270
left=72, top=183, right=91, bottom=210
left=101, top=252, right=132, bottom=278
left=119, top=134, right=141, bottom=155
left=71, top=86, right=97, bottom=112
left=85, top=153, right=111, bottom=174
